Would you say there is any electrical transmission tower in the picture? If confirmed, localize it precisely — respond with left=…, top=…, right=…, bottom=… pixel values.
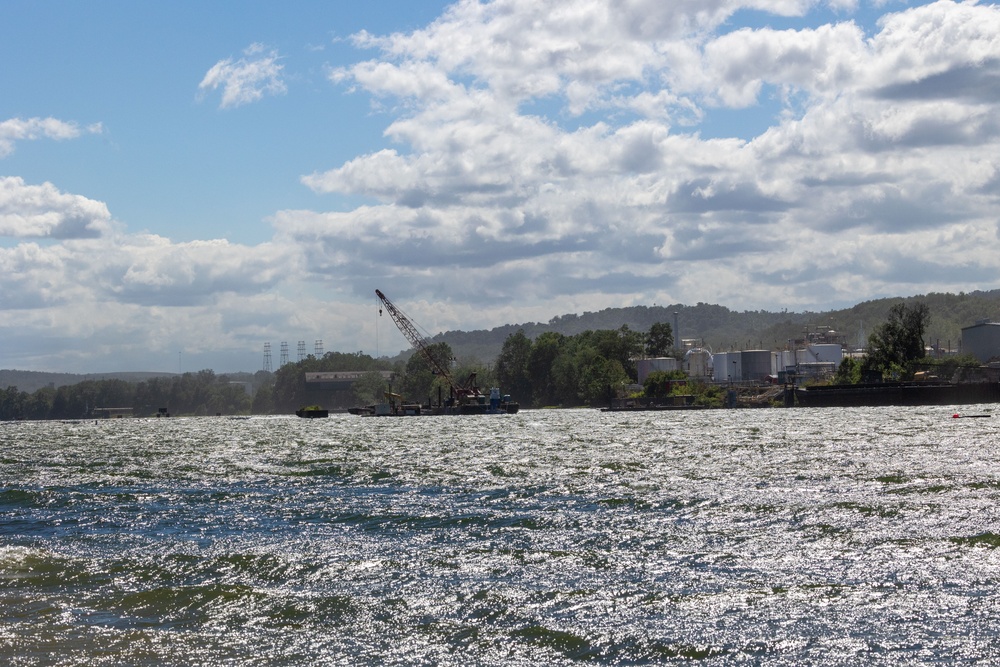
left=262, top=343, right=272, bottom=373
left=314, top=340, right=323, bottom=357
left=280, top=341, right=289, bottom=367
left=297, top=340, right=306, bottom=361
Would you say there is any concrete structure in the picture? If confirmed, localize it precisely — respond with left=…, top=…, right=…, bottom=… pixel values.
left=637, top=357, right=680, bottom=384
left=305, top=370, right=395, bottom=390
left=962, top=320, right=1000, bottom=363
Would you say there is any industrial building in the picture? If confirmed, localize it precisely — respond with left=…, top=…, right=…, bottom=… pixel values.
left=304, top=371, right=395, bottom=391
left=961, top=320, right=1000, bottom=363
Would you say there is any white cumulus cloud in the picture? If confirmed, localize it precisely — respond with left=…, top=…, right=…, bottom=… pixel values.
left=297, top=0, right=1000, bottom=314
left=7, top=0, right=1000, bottom=372
left=0, top=177, right=114, bottom=239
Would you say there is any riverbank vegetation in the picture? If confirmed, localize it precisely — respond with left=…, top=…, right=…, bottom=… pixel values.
left=0, top=371, right=262, bottom=420
left=830, top=301, right=981, bottom=385
left=4, top=296, right=998, bottom=419
left=0, top=323, right=676, bottom=418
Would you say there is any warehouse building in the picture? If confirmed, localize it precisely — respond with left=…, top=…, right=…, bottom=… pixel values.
left=961, top=320, right=1000, bottom=363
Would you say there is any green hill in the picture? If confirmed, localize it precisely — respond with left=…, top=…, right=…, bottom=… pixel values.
left=0, top=370, right=178, bottom=394
left=0, top=370, right=260, bottom=395
left=6, top=291, right=999, bottom=389
left=426, top=290, right=1000, bottom=362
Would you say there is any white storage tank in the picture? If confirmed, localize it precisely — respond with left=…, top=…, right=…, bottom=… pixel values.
left=714, top=352, right=742, bottom=382
left=741, top=350, right=772, bottom=382
left=637, top=357, right=680, bottom=384
left=712, top=352, right=728, bottom=382
left=684, top=348, right=713, bottom=378
left=808, top=344, right=843, bottom=364
left=777, top=349, right=796, bottom=372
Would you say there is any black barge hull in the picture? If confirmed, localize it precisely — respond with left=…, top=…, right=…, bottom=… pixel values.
left=794, top=382, right=1000, bottom=407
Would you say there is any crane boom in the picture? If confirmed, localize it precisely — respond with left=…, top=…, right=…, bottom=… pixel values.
left=375, top=289, right=456, bottom=387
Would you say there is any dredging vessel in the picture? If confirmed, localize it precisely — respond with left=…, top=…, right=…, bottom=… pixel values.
left=350, top=290, right=520, bottom=416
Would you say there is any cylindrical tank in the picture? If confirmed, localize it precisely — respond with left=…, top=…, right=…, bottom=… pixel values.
left=637, top=357, right=680, bottom=384
left=714, top=351, right=742, bottom=382
left=712, top=352, right=727, bottom=382
left=684, top=348, right=712, bottom=378
left=741, top=350, right=771, bottom=382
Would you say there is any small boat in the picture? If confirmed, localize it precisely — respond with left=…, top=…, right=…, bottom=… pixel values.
left=295, top=406, right=329, bottom=418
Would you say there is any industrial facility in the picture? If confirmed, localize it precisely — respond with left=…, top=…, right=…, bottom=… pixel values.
left=637, top=342, right=844, bottom=386
left=961, top=320, right=1000, bottom=363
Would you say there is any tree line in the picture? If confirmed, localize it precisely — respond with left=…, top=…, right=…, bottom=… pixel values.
left=5, top=302, right=970, bottom=419
left=493, top=323, right=674, bottom=407
left=0, top=370, right=261, bottom=421
left=257, top=323, right=676, bottom=412
left=0, top=324, right=677, bottom=419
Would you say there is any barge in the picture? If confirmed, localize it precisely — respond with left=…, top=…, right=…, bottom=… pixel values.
left=793, top=381, right=1000, bottom=407
left=351, top=387, right=519, bottom=417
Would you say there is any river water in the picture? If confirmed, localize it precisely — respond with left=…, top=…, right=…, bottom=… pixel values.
left=2, top=407, right=999, bottom=665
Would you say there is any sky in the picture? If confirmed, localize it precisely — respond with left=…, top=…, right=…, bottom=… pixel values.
left=2, top=0, right=1000, bottom=373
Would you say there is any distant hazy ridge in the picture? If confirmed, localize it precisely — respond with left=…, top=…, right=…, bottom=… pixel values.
left=5, top=291, right=999, bottom=392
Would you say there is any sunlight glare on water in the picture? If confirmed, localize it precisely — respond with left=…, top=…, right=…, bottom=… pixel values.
left=2, top=407, right=1000, bottom=665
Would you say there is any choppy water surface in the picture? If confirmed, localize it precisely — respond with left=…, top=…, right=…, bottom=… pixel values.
left=2, top=407, right=1000, bottom=665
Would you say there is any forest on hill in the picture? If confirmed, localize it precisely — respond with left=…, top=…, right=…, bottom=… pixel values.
left=3, top=290, right=999, bottom=418
left=0, top=370, right=184, bottom=395
left=425, top=290, right=1000, bottom=363
left=4, top=290, right=1000, bottom=396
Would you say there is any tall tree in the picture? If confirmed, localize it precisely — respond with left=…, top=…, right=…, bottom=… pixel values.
left=494, top=330, right=533, bottom=405
left=352, top=371, right=390, bottom=405
left=527, top=332, right=566, bottom=406
left=862, top=301, right=931, bottom=379
left=645, top=322, right=674, bottom=357
left=585, top=326, right=643, bottom=380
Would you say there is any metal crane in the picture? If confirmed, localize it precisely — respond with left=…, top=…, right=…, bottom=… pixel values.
left=375, top=289, right=480, bottom=401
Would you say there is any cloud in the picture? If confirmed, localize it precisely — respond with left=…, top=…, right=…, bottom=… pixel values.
left=0, top=177, right=114, bottom=239
left=874, top=59, right=1000, bottom=103
left=0, top=195, right=307, bottom=371
left=8, top=0, right=1000, bottom=372
left=679, top=23, right=867, bottom=107
left=0, top=227, right=297, bottom=310
left=199, top=43, right=287, bottom=109
left=301, top=0, right=1000, bottom=317
left=0, top=117, right=102, bottom=157
left=107, top=236, right=297, bottom=306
